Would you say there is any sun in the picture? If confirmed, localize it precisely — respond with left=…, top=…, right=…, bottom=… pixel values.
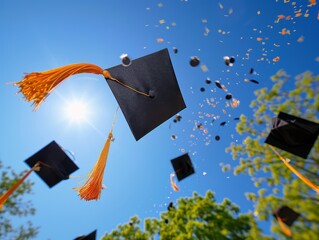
left=64, top=99, right=89, bottom=123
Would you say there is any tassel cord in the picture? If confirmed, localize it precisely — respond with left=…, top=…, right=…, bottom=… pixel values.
left=0, top=162, right=40, bottom=209
left=170, top=173, right=180, bottom=192
left=269, top=146, right=319, bottom=194
left=275, top=213, right=292, bottom=237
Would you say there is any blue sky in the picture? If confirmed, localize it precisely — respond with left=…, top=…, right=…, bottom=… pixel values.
left=0, top=0, right=318, bottom=239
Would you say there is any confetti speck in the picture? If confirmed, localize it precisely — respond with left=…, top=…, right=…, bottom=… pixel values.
left=273, top=56, right=280, bottom=62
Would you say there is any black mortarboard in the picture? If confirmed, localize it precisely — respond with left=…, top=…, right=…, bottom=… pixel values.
left=215, top=135, right=220, bottom=141
left=74, top=230, right=97, bottom=240
left=200, top=87, right=205, bottom=92
left=171, top=135, right=177, bottom=140
left=205, top=78, right=212, bottom=84
left=273, top=206, right=300, bottom=226
left=170, top=153, right=195, bottom=181
left=105, top=49, right=186, bottom=141
left=265, top=112, right=319, bottom=159
left=249, top=68, right=254, bottom=74
left=250, top=79, right=259, bottom=84
left=167, top=201, right=174, bottom=211
left=225, top=93, right=232, bottom=100
left=220, top=121, right=227, bottom=126
left=215, top=80, right=222, bottom=89
left=190, top=56, right=200, bottom=67
left=24, top=141, right=79, bottom=188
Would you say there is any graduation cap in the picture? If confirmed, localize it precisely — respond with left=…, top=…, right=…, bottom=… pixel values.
left=106, top=49, right=186, bottom=140
left=14, top=48, right=186, bottom=141
left=205, top=78, right=212, bottom=84
left=225, top=93, right=232, bottom=100
left=265, top=112, right=319, bottom=159
left=170, top=153, right=195, bottom=181
left=74, top=230, right=97, bottom=240
left=25, top=141, right=79, bottom=188
left=190, top=56, right=200, bottom=67
left=167, top=202, right=175, bottom=211
left=0, top=141, right=78, bottom=209
left=273, top=206, right=300, bottom=226
left=273, top=206, right=300, bottom=237
left=171, top=135, right=177, bottom=140
left=249, top=79, right=259, bottom=84
left=215, top=80, right=222, bottom=89
left=220, top=121, right=227, bottom=126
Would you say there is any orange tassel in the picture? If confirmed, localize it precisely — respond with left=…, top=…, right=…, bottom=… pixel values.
left=276, top=214, right=292, bottom=237
left=0, top=162, right=40, bottom=210
left=14, top=63, right=150, bottom=111
left=270, top=146, right=319, bottom=194
left=75, top=132, right=113, bottom=201
left=170, top=173, right=180, bottom=192
left=14, top=63, right=113, bottom=110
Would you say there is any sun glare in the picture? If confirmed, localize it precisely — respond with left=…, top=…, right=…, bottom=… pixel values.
left=64, top=100, right=89, bottom=123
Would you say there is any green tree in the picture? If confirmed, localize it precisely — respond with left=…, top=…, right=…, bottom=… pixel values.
left=102, top=191, right=270, bottom=240
left=227, top=70, right=319, bottom=239
left=0, top=160, right=38, bottom=239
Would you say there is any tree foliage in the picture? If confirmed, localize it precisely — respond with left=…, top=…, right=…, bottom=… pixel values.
left=102, top=191, right=270, bottom=240
left=227, top=70, right=319, bottom=239
left=0, top=160, right=38, bottom=239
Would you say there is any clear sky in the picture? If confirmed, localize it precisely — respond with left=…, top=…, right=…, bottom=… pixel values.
left=0, top=0, right=318, bottom=239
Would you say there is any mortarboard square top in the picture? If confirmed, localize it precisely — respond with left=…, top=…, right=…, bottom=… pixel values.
left=25, top=141, right=79, bottom=188
left=105, top=48, right=186, bottom=141
left=273, top=206, right=300, bottom=226
left=74, top=230, right=96, bottom=240
left=171, top=153, right=195, bottom=181
left=265, top=112, right=319, bottom=159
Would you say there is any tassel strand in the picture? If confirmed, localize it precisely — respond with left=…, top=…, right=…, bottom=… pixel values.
left=276, top=213, right=292, bottom=237
left=14, top=63, right=149, bottom=111
left=75, top=132, right=113, bottom=201
left=269, top=146, right=319, bottom=194
left=170, top=173, right=180, bottom=192
left=75, top=107, right=118, bottom=201
left=0, top=162, right=40, bottom=210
